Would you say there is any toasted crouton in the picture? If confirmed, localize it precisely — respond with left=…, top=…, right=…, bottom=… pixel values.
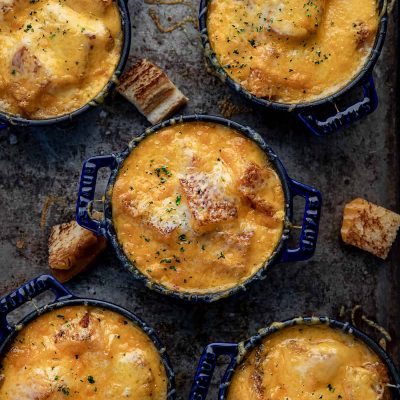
left=180, top=172, right=237, bottom=230
left=117, top=59, right=188, bottom=124
left=239, top=162, right=276, bottom=216
left=341, top=198, right=400, bottom=259
left=48, top=220, right=107, bottom=282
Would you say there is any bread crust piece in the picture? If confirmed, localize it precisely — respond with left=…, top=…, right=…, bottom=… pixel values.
left=239, top=162, right=277, bottom=217
left=180, top=172, right=238, bottom=230
left=341, top=198, right=400, bottom=259
left=117, top=58, right=188, bottom=124
left=48, top=220, right=107, bottom=282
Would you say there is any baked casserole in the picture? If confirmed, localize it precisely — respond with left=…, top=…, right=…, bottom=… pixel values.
left=0, top=305, right=168, bottom=399
left=207, top=0, right=379, bottom=103
left=227, top=324, right=391, bottom=400
left=0, top=0, right=123, bottom=119
left=111, top=121, right=286, bottom=294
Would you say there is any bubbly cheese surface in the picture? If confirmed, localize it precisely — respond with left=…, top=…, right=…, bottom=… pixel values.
left=0, top=306, right=168, bottom=399
left=112, top=121, right=285, bottom=294
left=228, top=324, right=391, bottom=400
left=0, top=0, right=122, bottom=119
left=207, top=0, right=379, bottom=103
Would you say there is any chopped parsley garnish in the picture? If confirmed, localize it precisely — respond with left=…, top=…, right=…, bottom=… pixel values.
left=218, top=252, right=225, bottom=259
left=179, top=234, right=187, bottom=242
left=24, top=24, right=34, bottom=32
left=161, top=166, right=171, bottom=175
left=175, top=195, right=181, bottom=206
left=88, top=375, right=95, bottom=384
left=327, top=384, right=335, bottom=393
left=155, top=165, right=172, bottom=179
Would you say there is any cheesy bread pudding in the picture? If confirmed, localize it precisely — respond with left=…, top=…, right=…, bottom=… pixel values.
left=228, top=324, right=391, bottom=400
left=207, top=0, right=379, bottom=103
left=0, top=306, right=168, bottom=399
left=111, top=121, right=285, bottom=294
left=0, top=0, right=123, bottom=119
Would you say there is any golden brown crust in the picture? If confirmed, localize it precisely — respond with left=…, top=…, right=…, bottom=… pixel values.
left=239, top=162, right=276, bottom=216
left=117, top=58, right=188, bottom=124
left=180, top=172, right=238, bottom=228
left=354, top=21, right=373, bottom=48
left=48, top=220, right=107, bottom=282
left=341, top=198, right=400, bottom=259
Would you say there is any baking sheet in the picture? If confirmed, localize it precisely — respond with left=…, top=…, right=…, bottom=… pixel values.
left=0, top=0, right=399, bottom=398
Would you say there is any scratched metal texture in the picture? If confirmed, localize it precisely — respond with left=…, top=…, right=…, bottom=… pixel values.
left=0, top=1, right=399, bottom=398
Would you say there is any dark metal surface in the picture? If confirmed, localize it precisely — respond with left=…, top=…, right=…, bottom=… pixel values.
left=0, top=1, right=398, bottom=399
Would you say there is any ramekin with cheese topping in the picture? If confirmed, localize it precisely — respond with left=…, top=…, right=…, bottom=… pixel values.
left=199, top=0, right=387, bottom=135
left=0, top=0, right=130, bottom=126
left=0, top=275, right=176, bottom=400
left=189, top=316, right=400, bottom=400
left=76, top=115, right=322, bottom=302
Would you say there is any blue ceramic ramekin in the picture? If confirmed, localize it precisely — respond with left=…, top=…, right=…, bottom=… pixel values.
left=0, top=274, right=176, bottom=399
left=189, top=316, right=400, bottom=400
left=199, top=0, right=388, bottom=136
left=0, top=0, right=131, bottom=129
left=76, top=114, right=322, bottom=302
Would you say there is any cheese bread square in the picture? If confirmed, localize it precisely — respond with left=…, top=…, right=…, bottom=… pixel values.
left=341, top=198, right=400, bottom=259
left=49, top=219, right=107, bottom=282
left=117, top=58, right=188, bottom=124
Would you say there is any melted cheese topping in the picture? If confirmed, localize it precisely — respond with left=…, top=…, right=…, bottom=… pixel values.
left=228, top=325, right=391, bottom=400
left=112, top=121, right=285, bottom=294
left=207, top=0, right=379, bottom=103
left=0, top=306, right=168, bottom=399
left=0, top=0, right=122, bottom=119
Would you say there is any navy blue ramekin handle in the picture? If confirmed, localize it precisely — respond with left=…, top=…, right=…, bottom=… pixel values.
left=279, top=179, right=322, bottom=263
left=76, top=154, right=117, bottom=236
left=297, top=75, right=378, bottom=136
left=189, top=343, right=238, bottom=400
left=0, top=275, right=73, bottom=342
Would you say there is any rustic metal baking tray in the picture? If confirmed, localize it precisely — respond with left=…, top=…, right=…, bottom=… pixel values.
left=0, top=0, right=398, bottom=399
